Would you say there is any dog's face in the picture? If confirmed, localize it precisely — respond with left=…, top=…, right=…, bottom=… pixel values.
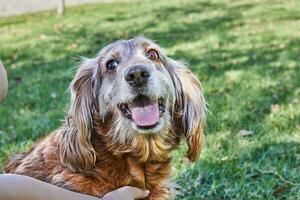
left=61, top=37, right=206, bottom=171
left=97, top=37, right=176, bottom=138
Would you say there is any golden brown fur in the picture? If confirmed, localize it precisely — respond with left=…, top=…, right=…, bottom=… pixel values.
left=4, top=37, right=206, bottom=200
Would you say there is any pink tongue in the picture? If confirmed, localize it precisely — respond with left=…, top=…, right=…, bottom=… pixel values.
left=131, top=103, right=159, bottom=126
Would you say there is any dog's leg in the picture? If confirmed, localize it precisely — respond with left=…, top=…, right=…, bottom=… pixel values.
left=143, top=161, right=174, bottom=200
left=147, top=186, right=173, bottom=200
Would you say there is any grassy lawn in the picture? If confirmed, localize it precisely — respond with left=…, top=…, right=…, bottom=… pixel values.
left=0, top=0, right=299, bottom=199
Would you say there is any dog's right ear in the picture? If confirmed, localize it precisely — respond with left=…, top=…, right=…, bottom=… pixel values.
left=60, top=58, right=100, bottom=172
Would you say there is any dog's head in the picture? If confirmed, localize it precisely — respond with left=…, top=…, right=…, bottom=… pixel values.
left=60, top=37, right=206, bottom=171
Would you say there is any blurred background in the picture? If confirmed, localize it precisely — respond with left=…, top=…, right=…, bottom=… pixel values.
left=0, top=0, right=121, bottom=16
left=0, top=0, right=299, bottom=199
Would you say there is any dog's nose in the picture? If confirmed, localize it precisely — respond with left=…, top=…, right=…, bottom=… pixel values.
left=125, top=65, right=150, bottom=87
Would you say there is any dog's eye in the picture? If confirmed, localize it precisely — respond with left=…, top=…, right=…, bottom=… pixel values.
left=146, top=50, right=159, bottom=60
left=106, top=59, right=119, bottom=71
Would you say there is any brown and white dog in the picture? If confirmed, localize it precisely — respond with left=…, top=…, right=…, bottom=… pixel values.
left=4, top=37, right=206, bottom=200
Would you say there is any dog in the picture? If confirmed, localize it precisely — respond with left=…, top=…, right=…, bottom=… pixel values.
left=4, top=37, right=206, bottom=200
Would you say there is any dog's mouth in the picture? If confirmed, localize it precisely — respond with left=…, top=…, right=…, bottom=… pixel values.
left=118, top=96, right=165, bottom=130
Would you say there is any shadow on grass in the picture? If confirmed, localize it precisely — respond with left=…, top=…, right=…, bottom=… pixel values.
left=173, top=38, right=300, bottom=134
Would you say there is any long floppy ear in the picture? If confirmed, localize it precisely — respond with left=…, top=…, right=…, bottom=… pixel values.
left=60, top=59, right=99, bottom=172
left=167, top=59, right=206, bottom=162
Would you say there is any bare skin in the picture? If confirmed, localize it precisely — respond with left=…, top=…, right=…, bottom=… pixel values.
left=0, top=61, right=8, bottom=102
left=0, top=64, right=149, bottom=200
left=0, top=174, right=149, bottom=200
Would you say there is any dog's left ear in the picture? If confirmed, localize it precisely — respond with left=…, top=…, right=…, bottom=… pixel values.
left=60, top=59, right=100, bottom=172
left=166, top=59, right=206, bottom=162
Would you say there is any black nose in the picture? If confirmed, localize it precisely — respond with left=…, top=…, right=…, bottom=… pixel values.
left=125, top=65, right=150, bottom=87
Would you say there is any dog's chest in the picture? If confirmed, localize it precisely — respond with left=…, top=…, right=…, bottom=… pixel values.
left=92, top=156, right=170, bottom=190
left=126, top=157, right=147, bottom=187
left=126, top=157, right=171, bottom=189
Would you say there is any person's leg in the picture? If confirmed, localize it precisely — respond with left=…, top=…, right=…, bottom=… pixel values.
left=0, top=174, right=149, bottom=200
left=0, top=174, right=99, bottom=200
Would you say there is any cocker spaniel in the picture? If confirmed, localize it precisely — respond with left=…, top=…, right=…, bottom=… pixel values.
left=4, top=37, right=206, bottom=200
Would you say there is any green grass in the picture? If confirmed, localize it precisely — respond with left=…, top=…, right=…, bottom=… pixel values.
left=0, top=0, right=300, bottom=199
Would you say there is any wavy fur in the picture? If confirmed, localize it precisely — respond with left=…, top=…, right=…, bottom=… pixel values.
left=4, top=37, right=206, bottom=200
